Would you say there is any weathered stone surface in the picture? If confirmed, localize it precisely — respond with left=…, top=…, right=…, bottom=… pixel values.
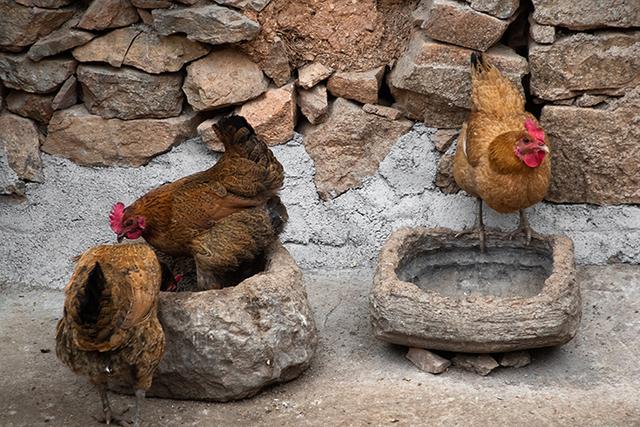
left=6, top=91, right=54, bottom=124
left=72, top=27, right=141, bottom=68
left=327, top=67, right=384, bottom=105
left=77, top=0, right=139, bottom=31
left=137, top=8, right=153, bottom=25
left=528, top=14, right=554, bottom=44
left=298, top=84, right=328, bottom=124
left=0, top=53, right=76, bottom=94
left=500, top=350, right=531, bottom=368
left=389, top=33, right=528, bottom=127
left=574, top=94, right=609, bottom=108
left=51, top=76, right=77, bottom=110
left=370, top=228, right=581, bottom=353
left=530, top=32, right=640, bottom=101
left=0, top=149, right=26, bottom=197
left=464, top=0, right=518, bottom=19
left=197, top=117, right=224, bottom=152
left=247, top=36, right=291, bottom=87
left=532, top=0, right=640, bottom=30
left=432, top=129, right=458, bottom=152
left=183, top=49, right=268, bottom=111
left=152, top=5, right=260, bottom=45
left=297, top=63, right=333, bottom=89
left=542, top=88, right=640, bottom=205
left=123, top=30, right=211, bottom=74
left=406, top=348, right=451, bottom=374
left=43, top=105, right=201, bottom=166
left=0, top=0, right=74, bottom=52
left=148, top=244, right=317, bottom=402
left=238, top=84, right=296, bottom=146
left=362, top=104, right=403, bottom=120
left=77, top=64, right=183, bottom=120
left=27, top=26, right=95, bottom=62
left=435, top=153, right=459, bottom=194
left=16, top=0, right=72, bottom=6
left=213, top=0, right=272, bottom=12
left=131, top=0, right=171, bottom=8
left=414, top=0, right=511, bottom=51
left=0, top=111, right=44, bottom=182
left=453, top=354, right=499, bottom=376
left=303, top=98, right=413, bottom=200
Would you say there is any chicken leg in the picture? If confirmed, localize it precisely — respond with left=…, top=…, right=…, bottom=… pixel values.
left=132, top=389, right=145, bottom=427
left=93, top=385, right=130, bottom=425
left=507, top=209, right=535, bottom=245
left=456, top=198, right=486, bottom=253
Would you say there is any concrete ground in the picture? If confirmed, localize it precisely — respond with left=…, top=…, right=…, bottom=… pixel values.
left=1, top=265, right=639, bottom=427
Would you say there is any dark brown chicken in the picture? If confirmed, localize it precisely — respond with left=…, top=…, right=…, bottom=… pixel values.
left=109, top=115, right=287, bottom=290
left=56, top=243, right=167, bottom=426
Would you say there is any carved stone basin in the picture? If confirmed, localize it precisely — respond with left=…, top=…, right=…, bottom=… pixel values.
left=369, top=227, right=582, bottom=353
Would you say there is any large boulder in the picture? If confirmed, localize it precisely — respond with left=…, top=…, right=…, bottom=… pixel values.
left=303, top=98, right=413, bottom=200
left=0, top=53, right=76, bottom=94
left=238, top=84, right=296, bottom=146
left=77, top=64, right=184, bottom=119
left=531, top=0, right=640, bottom=30
left=0, top=111, right=44, bottom=183
left=148, top=243, right=317, bottom=402
left=542, top=87, right=640, bottom=205
left=183, top=49, right=268, bottom=111
left=529, top=32, right=640, bottom=101
left=42, top=105, right=201, bottom=166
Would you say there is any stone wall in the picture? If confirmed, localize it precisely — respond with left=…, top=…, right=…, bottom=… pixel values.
left=0, top=0, right=638, bottom=288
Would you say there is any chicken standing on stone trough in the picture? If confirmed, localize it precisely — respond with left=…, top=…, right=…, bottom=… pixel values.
left=453, top=52, right=550, bottom=252
left=109, top=115, right=288, bottom=290
left=56, top=243, right=169, bottom=427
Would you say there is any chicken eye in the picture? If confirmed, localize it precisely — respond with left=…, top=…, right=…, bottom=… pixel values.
left=124, top=219, right=133, bottom=227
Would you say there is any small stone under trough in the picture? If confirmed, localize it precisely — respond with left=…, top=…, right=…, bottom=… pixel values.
left=145, top=243, right=317, bottom=402
left=370, top=227, right=582, bottom=353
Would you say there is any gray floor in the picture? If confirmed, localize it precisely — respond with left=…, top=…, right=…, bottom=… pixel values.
left=1, top=265, right=639, bottom=426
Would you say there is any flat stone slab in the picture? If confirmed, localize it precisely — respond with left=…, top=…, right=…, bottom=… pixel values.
left=148, top=243, right=318, bottom=401
left=370, top=227, right=581, bottom=353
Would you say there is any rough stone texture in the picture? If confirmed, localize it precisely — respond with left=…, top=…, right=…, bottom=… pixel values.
left=238, top=84, right=296, bottom=146
left=246, top=36, right=291, bottom=87
left=42, top=105, right=200, bottom=167
left=435, top=153, right=459, bottom=194
left=0, top=149, right=26, bottom=196
left=148, top=243, right=317, bottom=401
left=362, top=104, right=403, bottom=120
left=0, top=54, right=76, bottom=94
left=327, top=67, right=384, bottom=105
left=16, top=0, right=72, bottom=6
left=531, top=0, right=640, bottom=30
left=72, top=27, right=141, bottom=68
left=413, top=0, right=511, bottom=51
left=432, top=129, right=458, bottom=152
left=131, top=0, right=171, bottom=8
left=464, top=0, right=518, bottom=19
left=370, top=227, right=582, bottom=353
left=297, top=63, right=333, bottom=89
left=123, top=30, right=211, bottom=74
left=298, top=84, right=328, bottom=124
left=0, top=0, right=74, bottom=52
left=77, top=64, right=183, bottom=120
left=137, top=8, right=153, bottom=25
left=77, top=0, right=139, bottom=31
left=152, top=4, right=260, bottom=45
left=530, top=32, right=640, bottom=101
left=197, top=117, right=224, bottom=152
left=213, top=0, right=272, bottom=12
left=183, top=49, right=268, bottom=111
left=51, top=76, right=77, bottom=111
left=528, top=14, right=555, bottom=44
left=500, top=351, right=531, bottom=368
left=27, top=26, right=95, bottom=62
left=452, top=354, right=499, bottom=376
left=542, top=88, right=640, bottom=205
left=303, top=98, right=413, bottom=200
left=405, top=348, right=450, bottom=374
left=574, top=94, right=610, bottom=108
left=389, top=32, right=528, bottom=127
left=0, top=111, right=44, bottom=183
left=6, top=91, right=54, bottom=124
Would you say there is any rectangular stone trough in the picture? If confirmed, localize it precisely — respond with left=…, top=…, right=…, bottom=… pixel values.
left=369, top=227, right=582, bottom=353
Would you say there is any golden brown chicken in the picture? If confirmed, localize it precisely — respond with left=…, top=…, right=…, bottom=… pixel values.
left=56, top=243, right=167, bottom=426
left=454, top=53, right=550, bottom=251
left=109, top=115, right=287, bottom=290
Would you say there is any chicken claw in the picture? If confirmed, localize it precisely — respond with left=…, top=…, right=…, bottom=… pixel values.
left=507, top=209, right=536, bottom=245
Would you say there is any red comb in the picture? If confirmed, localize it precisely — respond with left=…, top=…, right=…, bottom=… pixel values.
left=109, top=202, right=125, bottom=234
left=525, top=118, right=545, bottom=143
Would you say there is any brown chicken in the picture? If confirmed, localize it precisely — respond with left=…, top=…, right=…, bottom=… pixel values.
left=56, top=243, right=167, bottom=426
left=454, top=53, right=550, bottom=251
left=109, top=115, right=288, bottom=290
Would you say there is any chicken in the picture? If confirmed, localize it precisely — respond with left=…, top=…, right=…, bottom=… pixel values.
left=56, top=243, right=166, bottom=427
left=109, top=115, right=288, bottom=290
left=453, top=53, right=550, bottom=252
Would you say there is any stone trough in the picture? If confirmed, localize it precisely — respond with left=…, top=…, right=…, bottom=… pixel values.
left=147, top=243, right=318, bottom=402
left=370, top=227, right=582, bottom=353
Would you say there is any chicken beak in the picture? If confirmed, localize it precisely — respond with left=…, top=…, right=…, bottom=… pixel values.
left=540, top=145, right=550, bottom=153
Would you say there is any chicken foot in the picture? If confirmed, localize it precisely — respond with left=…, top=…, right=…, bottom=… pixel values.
left=507, top=209, right=538, bottom=245
left=455, top=198, right=486, bottom=253
left=93, top=385, right=130, bottom=426
left=132, top=389, right=145, bottom=427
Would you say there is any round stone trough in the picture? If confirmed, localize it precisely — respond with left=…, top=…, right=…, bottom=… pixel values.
left=370, top=227, right=582, bottom=353
left=148, top=243, right=318, bottom=402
